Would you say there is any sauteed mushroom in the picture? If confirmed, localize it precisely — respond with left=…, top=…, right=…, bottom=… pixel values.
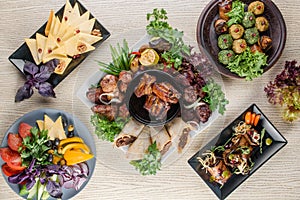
left=214, top=19, right=228, bottom=35
left=218, top=0, right=232, bottom=21
left=258, top=35, right=272, bottom=51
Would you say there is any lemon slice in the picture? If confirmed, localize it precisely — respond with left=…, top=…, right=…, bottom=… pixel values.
left=139, top=48, right=159, bottom=66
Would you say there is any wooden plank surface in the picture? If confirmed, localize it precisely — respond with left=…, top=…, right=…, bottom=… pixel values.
left=0, top=0, right=299, bottom=199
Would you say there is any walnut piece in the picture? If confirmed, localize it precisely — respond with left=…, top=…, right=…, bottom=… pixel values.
left=91, top=29, right=102, bottom=37
left=77, top=42, right=87, bottom=53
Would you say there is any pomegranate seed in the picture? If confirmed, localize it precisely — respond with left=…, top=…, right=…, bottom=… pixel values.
left=257, top=5, right=261, bottom=10
left=57, top=38, right=61, bottom=42
left=64, top=16, right=68, bottom=21
left=224, top=39, right=227, bottom=43
left=250, top=16, right=253, bottom=20
left=225, top=5, right=230, bottom=10
left=234, top=28, right=239, bottom=33
left=254, top=136, right=259, bottom=140
left=48, top=49, right=52, bottom=54
left=262, top=21, right=265, bottom=25
left=227, top=53, right=232, bottom=57
left=76, top=29, right=80, bottom=34
left=38, top=48, right=42, bottom=53
left=240, top=44, right=245, bottom=48
left=252, top=33, right=256, bottom=37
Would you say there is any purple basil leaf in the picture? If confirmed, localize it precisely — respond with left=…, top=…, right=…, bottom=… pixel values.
left=38, top=82, right=56, bottom=98
left=34, top=71, right=52, bottom=83
left=15, top=83, right=34, bottom=102
left=23, top=61, right=39, bottom=76
left=46, top=180, right=63, bottom=198
left=45, top=59, right=59, bottom=71
left=40, top=64, right=54, bottom=74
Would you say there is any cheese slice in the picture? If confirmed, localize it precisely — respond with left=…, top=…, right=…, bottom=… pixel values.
left=54, top=57, right=72, bottom=75
left=51, top=16, right=61, bottom=37
left=42, top=46, right=67, bottom=63
left=36, top=120, right=44, bottom=131
left=45, top=10, right=55, bottom=36
left=78, top=32, right=102, bottom=45
left=69, top=3, right=80, bottom=25
left=64, top=36, right=95, bottom=56
left=43, top=33, right=58, bottom=59
left=69, top=10, right=90, bottom=27
left=62, top=0, right=73, bottom=24
left=74, top=18, right=95, bottom=34
left=35, top=33, right=47, bottom=62
left=25, top=38, right=40, bottom=65
left=44, top=114, right=54, bottom=130
left=48, top=116, right=67, bottom=140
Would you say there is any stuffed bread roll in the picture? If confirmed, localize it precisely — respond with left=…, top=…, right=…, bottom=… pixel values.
left=165, top=117, right=193, bottom=153
left=114, top=119, right=145, bottom=147
left=126, top=126, right=151, bottom=160
left=149, top=126, right=172, bottom=156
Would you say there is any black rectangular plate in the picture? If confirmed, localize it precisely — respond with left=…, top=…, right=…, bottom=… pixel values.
left=8, top=0, right=110, bottom=88
left=188, top=104, right=287, bottom=200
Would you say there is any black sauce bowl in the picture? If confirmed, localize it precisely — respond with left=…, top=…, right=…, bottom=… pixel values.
left=125, top=69, right=181, bottom=126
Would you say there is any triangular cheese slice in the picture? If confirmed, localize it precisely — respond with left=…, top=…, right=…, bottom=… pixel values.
left=36, top=33, right=47, bottom=62
left=74, top=18, right=95, bottom=34
left=42, top=46, right=66, bottom=63
left=54, top=57, right=72, bottom=75
left=63, top=36, right=79, bottom=56
left=48, top=116, right=67, bottom=140
left=62, top=0, right=73, bottom=24
left=45, top=10, right=55, bottom=36
left=43, top=33, right=58, bottom=59
left=25, top=38, right=40, bottom=65
left=64, top=36, right=95, bottom=56
left=36, top=120, right=44, bottom=131
left=44, top=114, right=54, bottom=130
left=69, top=10, right=90, bottom=27
left=55, top=20, right=72, bottom=47
left=50, top=16, right=61, bottom=37
left=78, top=32, right=102, bottom=45
left=70, top=3, right=81, bottom=26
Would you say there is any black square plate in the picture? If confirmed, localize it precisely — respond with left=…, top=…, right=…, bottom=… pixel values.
left=188, top=104, right=287, bottom=199
left=8, top=0, right=110, bottom=87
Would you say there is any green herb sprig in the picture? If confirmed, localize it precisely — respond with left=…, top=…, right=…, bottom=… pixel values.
left=90, top=114, right=128, bottom=142
left=97, top=39, right=134, bottom=76
left=130, top=142, right=161, bottom=175
left=202, top=80, right=229, bottom=115
left=146, top=8, right=190, bottom=69
left=19, top=127, right=51, bottom=166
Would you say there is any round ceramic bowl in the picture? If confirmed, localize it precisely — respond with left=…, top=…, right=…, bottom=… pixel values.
left=197, top=0, right=286, bottom=79
left=125, top=69, right=181, bottom=126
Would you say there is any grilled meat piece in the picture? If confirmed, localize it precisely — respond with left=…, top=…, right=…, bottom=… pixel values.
left=196, top=103, right=212, bottom=123
left=117, top=103, right=129, bottom=119
left=144, top=94, right=170, bottom=120
left=175, top=74, right=191, bottom=87
left=134, top=73, right=156, bottom=98
left=207, top=159, right=232, bottom=185
left=86, top=87, right=105, bottom=104
left=118, top=70, right=133, bottom=93
left=184, top=86, right=197, bottom=103
left=152, top=82, right=181, bottom=104
left=91, top=104, right=115, bottom=121
left=115, top=135, right=137, bottom=147
left=100, top=74, right=118, bottom=93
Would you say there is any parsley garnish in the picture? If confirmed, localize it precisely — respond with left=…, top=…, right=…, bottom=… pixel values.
left=19, top=127, right=51, bottom=166
left=146, top=8, right=190, bottom=69
left=130, top=142, right=161, bottom=175
left=90, top=114, right=128, bottom=142
left=202, top=79, right=229, bottom=115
